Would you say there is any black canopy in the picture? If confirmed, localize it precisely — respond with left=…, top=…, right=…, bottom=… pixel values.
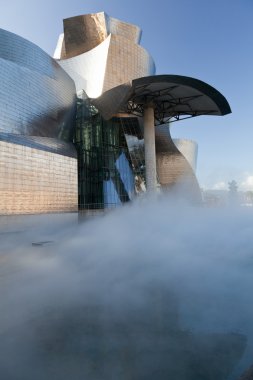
left=92, top=75, right=231, bottom=124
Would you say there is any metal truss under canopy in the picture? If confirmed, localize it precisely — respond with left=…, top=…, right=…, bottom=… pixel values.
left=92, top=75, right=231, bottom=124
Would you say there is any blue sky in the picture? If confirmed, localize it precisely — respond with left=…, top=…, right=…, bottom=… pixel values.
left=0, top=0, right=252, bottom=190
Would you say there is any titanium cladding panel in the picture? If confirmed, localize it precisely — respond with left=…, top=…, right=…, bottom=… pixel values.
left=0, top=28, right=78, bottom=215
left=61, top=12, right=142, bottom=59
left=58, top=36, right=111, bottom=98
left=55, top=12, right=155, bottom=98
left=108, top=16, right=141, bottom=44
left=155, top=124, right=201, bottom=201
left=0, top=141, right=78, bottom=215
left=63, top=12, right=108, bottom=58
left=0, top=28, right=76, bottom=140
left=102, top=34, right=155, bottom=93
left=172, top=138, right=198, bottom=173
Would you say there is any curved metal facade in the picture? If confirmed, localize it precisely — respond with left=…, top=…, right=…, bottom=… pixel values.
left=155, top=124, right=201, bottom=202
left=56, top=12, right=142, bottom=59
left=54, top=12, right=156, bottom=210
left=108, top=16, right=141, bottom=44
left=62, top=12, right=108, bottom=58
left=102, top=34, right=155, bottom=93
left=0, top=29, right=78, bottom=215
left=55, top=12, right=155, bottom=98
left=0, top=28, right=76, bottom=140
left=58, top=36, right=111, bottom=98
left=173, top=138, right=198, bottom=173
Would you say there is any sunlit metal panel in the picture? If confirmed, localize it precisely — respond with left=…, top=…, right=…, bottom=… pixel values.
left=0, top=141, right=78, bottom=215
left=59, top=12, right=142, bottom=60
left=0, top=28, right=78, bottom=215
left=155, top=124, right=201, bottom=201
left=55, top=12, right=155, bottom=98
left=63, top=12, right=108, bottom=58
left=58, top=36, right=111, bottom=98
left=108, top=16, right=142, bottom=44
left=173, top=138, right=198, bottom=173
left=0, top=28, right=76, bottom=140
left=102, top=34, right=155, bottom=93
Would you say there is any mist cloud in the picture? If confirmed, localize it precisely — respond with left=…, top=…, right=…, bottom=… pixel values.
left=0, top=196, right=253, bottom=379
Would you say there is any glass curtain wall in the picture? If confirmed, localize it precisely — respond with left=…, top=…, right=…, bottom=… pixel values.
left=75, top=94, right=135, bottom=209
left=119, top=117, right=146, bottom=193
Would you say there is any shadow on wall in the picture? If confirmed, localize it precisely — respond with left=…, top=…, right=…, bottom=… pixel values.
left=0, top=193, right=253, bottom=380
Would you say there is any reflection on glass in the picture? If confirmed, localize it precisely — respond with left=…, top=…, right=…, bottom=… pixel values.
left=75, top=94, right=135, bottom=210
left=119, top=117, right=146, bottom=193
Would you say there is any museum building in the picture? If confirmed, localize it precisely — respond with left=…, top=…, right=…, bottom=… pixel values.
left=0, top=12, right=231, bottom=214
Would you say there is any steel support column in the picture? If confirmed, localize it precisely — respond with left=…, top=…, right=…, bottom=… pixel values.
left=143, top=104, right=157, bottom=192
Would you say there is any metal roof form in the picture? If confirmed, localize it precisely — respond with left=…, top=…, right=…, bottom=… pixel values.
left=92, top=74, right=231, bottom=124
